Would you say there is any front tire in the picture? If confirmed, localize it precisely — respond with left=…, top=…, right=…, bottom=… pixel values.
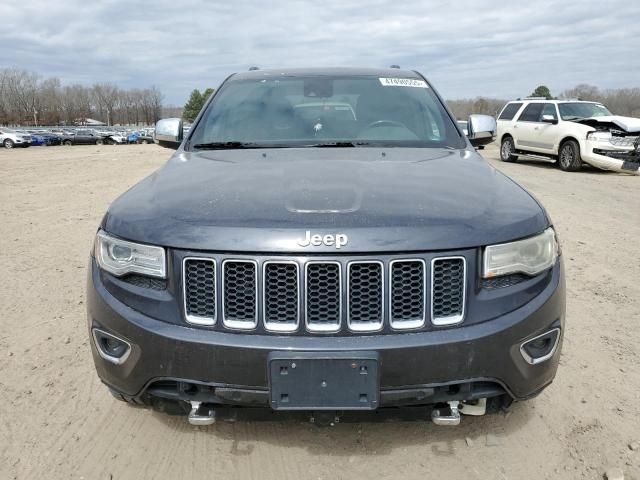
left=3, top=139, right=15, bottom=149
left=96, top=138, right=104, bottom=145
left=558, top=140, right=582, bottom=172
left=500, top=137, right=518, bottom=162
left=63, top=139, right=73, bottom=146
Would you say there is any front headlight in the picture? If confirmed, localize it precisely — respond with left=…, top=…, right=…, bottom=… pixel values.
left=483, top=228, right=558, bottom=278
left=586, top=131, right=611, bottom=142
left=94, top=230, right=166, bottom=278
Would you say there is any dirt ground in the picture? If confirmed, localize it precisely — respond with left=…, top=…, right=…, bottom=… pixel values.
left=0, top=143, right=638, bottom=480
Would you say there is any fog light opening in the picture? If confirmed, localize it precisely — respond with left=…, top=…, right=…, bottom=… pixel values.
left=520, top=328, right=560, bottom=365
left=92, top=328, right=131, bottom=365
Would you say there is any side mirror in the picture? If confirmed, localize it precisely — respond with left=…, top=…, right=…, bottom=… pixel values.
left=541, top=114, right=558, bottom=124
left=154, top=118, right=183, bottom=149
left=467, top=114, right=497, bottom=148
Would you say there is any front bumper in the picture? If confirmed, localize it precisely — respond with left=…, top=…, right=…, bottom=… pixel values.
left=87, top=260, right=565, bottom=406
left=584, top=139, right=640, bottom=174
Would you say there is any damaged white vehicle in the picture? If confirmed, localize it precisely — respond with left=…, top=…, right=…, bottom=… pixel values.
left=497, top=99, right=640, bottom=175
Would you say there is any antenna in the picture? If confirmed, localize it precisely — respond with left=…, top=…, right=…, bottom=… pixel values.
left=389, top=64, right=401, bottom=69
left=248, top=66, right=259, bottom=71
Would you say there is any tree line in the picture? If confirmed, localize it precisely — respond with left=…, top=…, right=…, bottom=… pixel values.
left=181, top=83, right=640, bottom=121
left=447, top=84, right=640, bottom=119
left=6, top=68, right=636, bottom=127
left=0, top=68, right=164, bottom=126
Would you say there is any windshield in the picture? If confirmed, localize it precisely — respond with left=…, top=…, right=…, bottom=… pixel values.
left=188, top=75, right=464, bottom=149
left=558, top=102, right=612, bottom=121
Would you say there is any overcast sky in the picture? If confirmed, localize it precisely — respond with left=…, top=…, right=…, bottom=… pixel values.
left=2, top=0, right=639, bottom=105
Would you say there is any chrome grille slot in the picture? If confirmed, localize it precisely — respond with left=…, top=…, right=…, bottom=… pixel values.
left=263, top=261, right=300, bottom=332
left=305, top=262, right=341, bottom=332
left=389, top=260, right=426, bottom=329
left=183, top=258, right=216, bottom=326
left=222, top=260, right=258, bottom=329
left=347, top=261, right=383, bottom=331
left=431, top=257, right=466, bottom=326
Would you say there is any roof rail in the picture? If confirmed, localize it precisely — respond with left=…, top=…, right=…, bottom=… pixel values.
left=523, top=96, right=548, bottom=100
left=248, top=66, right=259, bottom=71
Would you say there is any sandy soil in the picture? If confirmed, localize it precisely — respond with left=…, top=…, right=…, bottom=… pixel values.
left=0, top=143, right=638, bottom=480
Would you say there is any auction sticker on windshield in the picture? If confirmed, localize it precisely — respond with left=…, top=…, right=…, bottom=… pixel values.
left=379, top=78, right=428, bottom=88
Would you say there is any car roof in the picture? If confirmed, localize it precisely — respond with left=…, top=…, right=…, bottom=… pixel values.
left=231, top=67, right=422, bottom=80
left=508, top=99, right=601, bottom=104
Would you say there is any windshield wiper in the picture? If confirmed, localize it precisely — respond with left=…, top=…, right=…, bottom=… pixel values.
left=192, top=141, right=371, bottom=150
left=192, top=141, right=265, bottom=150
left=303, top=141, right=369, bottom=148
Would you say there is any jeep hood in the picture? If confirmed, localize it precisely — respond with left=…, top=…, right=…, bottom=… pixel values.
left=103, top=148, right=549, bottom=253
left=574, top=115, right=640, bottom=133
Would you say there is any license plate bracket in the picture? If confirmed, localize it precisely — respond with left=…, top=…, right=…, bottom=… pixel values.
left=268, top=351, right=380, bottom=410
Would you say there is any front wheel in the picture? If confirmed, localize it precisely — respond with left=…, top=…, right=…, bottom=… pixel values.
left=3, top=139, right=15, bottom=149
left=500, top=137, right=518, bottom=162
left=141, top=139, right=149, bottom=144
left=63, top=139, right=73, bottom=146
left=558, top=140, right=582, bottom=172
left=95, top=138, right=104, bottom=145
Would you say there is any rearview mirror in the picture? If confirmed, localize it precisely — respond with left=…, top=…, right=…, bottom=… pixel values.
left=467, top=114, right=496, bottom=148
left=541, top=114, right=558, bottom=124
left=154, top=118, right=183, bottom=149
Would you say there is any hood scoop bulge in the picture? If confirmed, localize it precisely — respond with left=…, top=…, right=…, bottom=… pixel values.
left=286, top=185, right=362, bottom=213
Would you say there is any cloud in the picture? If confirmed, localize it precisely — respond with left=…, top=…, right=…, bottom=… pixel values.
left=1, top=0, right=639, bottom=104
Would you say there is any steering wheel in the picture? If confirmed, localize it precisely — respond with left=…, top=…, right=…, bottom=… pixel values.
left=365, top=120, right=408, bottom=130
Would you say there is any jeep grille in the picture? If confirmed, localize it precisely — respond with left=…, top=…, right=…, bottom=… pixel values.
left=183, top=254, right=466, bottom=334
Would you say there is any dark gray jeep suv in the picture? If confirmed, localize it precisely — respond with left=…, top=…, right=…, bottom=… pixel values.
left=87, top=67, right=565, bottom=425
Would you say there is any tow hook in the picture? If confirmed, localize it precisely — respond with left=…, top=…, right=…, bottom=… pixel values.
left=431, top=401, right=461, bottom=426
left=188, top=401, right=216, bottom=426
left=431, top=398, right=487, bottom=426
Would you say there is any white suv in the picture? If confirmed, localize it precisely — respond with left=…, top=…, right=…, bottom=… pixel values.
left=0, top=128, right=32, bottom=149
left=496, top=99, right=640, bottom=175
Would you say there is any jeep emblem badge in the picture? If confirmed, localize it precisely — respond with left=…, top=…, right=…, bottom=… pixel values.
left=298, top=230, right=348, bottom=249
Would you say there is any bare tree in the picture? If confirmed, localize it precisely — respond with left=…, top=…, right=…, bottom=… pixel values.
left=560, top=84, right=600, bottom=101
left=0, top=68, right=169, bottom=126
left=39, top=77, right=62, bottom=125
left=92, top=83, right=120, bottom=126
left=5, top=69, right=41, bottom=125
left=0, top=69, right=9, bottom=124
left=560, top=84, right=640, bottom=117
left=139, top=86, right=163, bottom=125
left=446, top=97, right=508, bottom=119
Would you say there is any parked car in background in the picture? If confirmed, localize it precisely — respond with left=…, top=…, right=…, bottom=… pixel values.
left=105, top=133, right=127, bottom=145
left=0, top=128, right=32, bottom=148
left=61, top=129, right=106, bottom=146
left=39, top=132, right=63, bottom=146
left=136, top=133, right=154, bottom=144
left=29, top=133, right=47, bottom=146
left=497, top=98, right=640, bottom=175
